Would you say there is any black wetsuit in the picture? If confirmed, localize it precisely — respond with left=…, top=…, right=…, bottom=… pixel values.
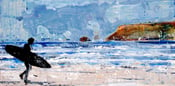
left=24, top=43, right=32, bottom=69
left=20, top=43, right=32, bottom=84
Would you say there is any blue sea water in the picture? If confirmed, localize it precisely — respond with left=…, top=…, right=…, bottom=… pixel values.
left=0, top=41, right=175, bottom=71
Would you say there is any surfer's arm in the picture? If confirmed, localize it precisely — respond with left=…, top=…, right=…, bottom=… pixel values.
left=23, top=44, right=31, bottom=52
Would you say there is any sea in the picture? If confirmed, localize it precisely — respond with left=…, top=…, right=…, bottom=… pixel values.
left=0, top=41, right=175, bottom=73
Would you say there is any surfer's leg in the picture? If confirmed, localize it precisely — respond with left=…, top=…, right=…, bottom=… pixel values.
left=24, top=70, right=29, bottom=85
left=19, top=70, right=26, bottom=80
left=20, top=62, right=29, bottom=80
left=24, top=62, right=30, bottom=85
left=24, top=65, right=32, bottom=85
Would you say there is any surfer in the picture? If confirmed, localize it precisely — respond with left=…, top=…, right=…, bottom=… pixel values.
left=19, top=37, right=34, bottom=85
left=5, top=37, right=51, bottom=85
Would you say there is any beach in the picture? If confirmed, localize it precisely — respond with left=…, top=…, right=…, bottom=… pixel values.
left=1, top=41, right=175, bottom=86
left=1, top=64, right=175, bottom=86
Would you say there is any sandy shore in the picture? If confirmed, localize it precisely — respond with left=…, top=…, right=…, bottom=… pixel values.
left=0, top=64, right=175, bottom=86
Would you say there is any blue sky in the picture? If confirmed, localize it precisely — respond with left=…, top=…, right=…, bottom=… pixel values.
left=0, top=0, right=174, bottom=41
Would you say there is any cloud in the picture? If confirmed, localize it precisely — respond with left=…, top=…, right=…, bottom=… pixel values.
left=27, top=0, right=115, bottom=9
left=105, top=0, right=174, bottom=23
left=28, top=0, right=95, bottom=9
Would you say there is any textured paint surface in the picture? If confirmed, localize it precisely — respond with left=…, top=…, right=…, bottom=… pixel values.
left=1, top=42, right=175, bottom=85
left=0, top=0, right=175, bottom=41
left=0, top=0, right=175, bottom=86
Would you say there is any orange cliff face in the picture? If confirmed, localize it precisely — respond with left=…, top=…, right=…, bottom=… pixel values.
left=105, top=21, right=175, bottom=41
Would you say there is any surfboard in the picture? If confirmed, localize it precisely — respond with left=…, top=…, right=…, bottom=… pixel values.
left=5, top=45, right=51, bottom=68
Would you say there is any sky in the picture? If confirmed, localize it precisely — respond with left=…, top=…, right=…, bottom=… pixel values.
left=0, top=0, right=174, bottom=41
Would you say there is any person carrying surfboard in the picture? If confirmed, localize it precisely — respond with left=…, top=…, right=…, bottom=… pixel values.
left=5, top=37, right=51, bottom=85
left=20, top=37, right=34, bottom=85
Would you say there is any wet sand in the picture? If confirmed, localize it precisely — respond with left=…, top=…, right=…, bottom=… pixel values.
left=0, top=64, right=175, bottom=86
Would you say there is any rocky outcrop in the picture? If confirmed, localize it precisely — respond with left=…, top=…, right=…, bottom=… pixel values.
left=80, top=36, right=91, bottom=42
left=106, top=21, right=175, bottom=41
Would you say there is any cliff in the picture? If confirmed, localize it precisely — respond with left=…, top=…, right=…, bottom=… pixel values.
left=106, top=21, right=175, bottom=41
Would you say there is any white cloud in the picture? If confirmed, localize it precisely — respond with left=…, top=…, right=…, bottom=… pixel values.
left=145, top=1, right=174, bottom=19
left=63, top=31, right=72, bottom=39
left=27, top=0, right=95, bottom=9
left=27, top=0, right=115, bottom=9
left=105, top=0, right=174, bottom=23
left=87, top=20, right=101, bottom=40
left=97, top=0, right=115, bottom=5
